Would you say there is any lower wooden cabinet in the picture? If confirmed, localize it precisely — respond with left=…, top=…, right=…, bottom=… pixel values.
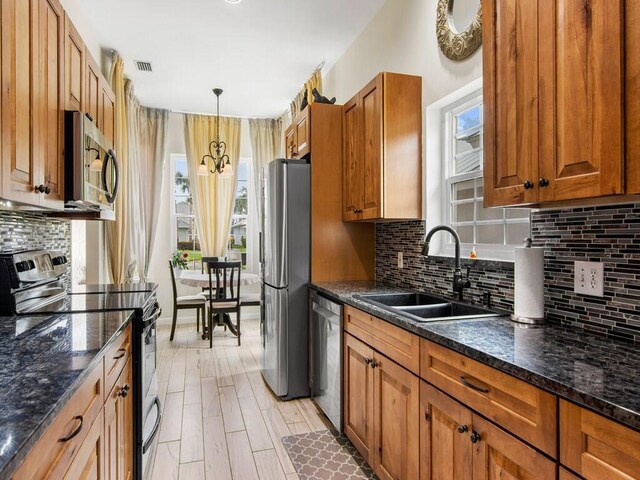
left=62, top=409, right=105, bottom=480
left=560, top=400, right=640, bottom=480
left=344, top=332, right=419, bottom=480
left=105, top=357, right=133, bottom=480
left=420, top=381, right=555, bottom=480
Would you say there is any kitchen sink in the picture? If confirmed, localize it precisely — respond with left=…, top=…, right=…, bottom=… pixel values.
left=357, top=292, right=506, bottom=323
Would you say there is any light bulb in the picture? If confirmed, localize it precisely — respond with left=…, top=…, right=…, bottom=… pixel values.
left=197, top=160, right=209, bottom=176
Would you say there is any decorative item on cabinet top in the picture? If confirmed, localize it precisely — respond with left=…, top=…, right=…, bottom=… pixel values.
left=436, top=0, right=483, bottom=61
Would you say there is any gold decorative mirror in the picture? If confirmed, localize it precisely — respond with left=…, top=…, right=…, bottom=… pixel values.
left=436, top=0, right=482, bottom=61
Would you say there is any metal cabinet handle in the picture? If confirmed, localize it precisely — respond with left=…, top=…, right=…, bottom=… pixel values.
left=370, top=360, right=379, bottom=369
left=118, top=384, right=130, bottom=398
left=470, top=431, right=481, bottom=444
left=364, top=357, right=372, bottom=365
left=538, top=178, right=549, bottom=187
left=523, top=180, right=534, bottom=190
left=460, top=376, right=490, bottom=393
left=113, top=348, right=127, bottom=360
left=457, top=425, right=469, bottom=433
left=59, top=415, right=84, bottom=442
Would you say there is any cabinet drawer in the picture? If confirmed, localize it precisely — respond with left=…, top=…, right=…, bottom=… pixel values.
left=12, top=361, right=103, bottom=480
left=103, top=324, right=132, bottom=402
left=560, top=400, right=640, bottom=479
left=420, top=339, right=557, bottom=457
left=344, top=306, right=420, bottom=374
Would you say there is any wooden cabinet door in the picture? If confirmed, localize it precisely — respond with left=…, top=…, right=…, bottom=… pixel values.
left=472, top=416, right=556, bottom=480
left=344, top=333, right=374, bottom=463
left=560, top=400, right=640, bottom=480
left=63, top=14, right=84, bottom=110
left=372, top=352, right=419, bottom=480
left=420, top=382, right=473, bottom=480
left=36, top=0, right=64, bottom=208
left=85, top=53, right=100, bottom=125
left=482, top=0, right=539, bottom=207
left=342, top=93, right=362, bottom=220
left=99, top=79, right=116, bottom=148
left=63, top=410, right=105, bottom=480
left=1, top=0, right=39, bottom=204
left=538, top=0, right=624, bottom=202
left=285, top=124, right=296, bottom=158
left=360, top=75, right=383, bottom=219
left=105, top=358, right=133, bottom=480
left=626, top=0, right=640, bottom=194
left=294, top=107, right=310, bottom=158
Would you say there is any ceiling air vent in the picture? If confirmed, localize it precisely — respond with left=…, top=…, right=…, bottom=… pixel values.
left=135, top=60, right=153, bottom=72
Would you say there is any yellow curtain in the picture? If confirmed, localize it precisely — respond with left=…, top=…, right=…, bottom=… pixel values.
left=106, top=54, right=129, bottom=283
left=248, top=118, right=281, bottom=223
left=183, top=114, right=242, bottom=257
left=290, top=68, right=323, bottom=118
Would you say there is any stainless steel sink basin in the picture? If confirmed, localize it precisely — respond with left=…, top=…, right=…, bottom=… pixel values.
left=357, top=292, right=506, bottom=322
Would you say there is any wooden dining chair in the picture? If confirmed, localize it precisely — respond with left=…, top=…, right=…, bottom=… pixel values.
left=169, top=262, right=206, bottom=341
left=204, top=260, right=243, bottom=348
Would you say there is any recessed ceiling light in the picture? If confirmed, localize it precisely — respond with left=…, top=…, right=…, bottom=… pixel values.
left=225, top=0, right=242, bottom=3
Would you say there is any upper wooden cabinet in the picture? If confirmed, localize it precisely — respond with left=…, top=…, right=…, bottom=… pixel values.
left=63, top=13, right=84, bottom=111
left=85, top=52, right=101, bottom=124
left=342, top=72, right=422, bottom=221
left=483, top=0, right=636, bottom=207
left=1, top=0, right=64, bottom=208
left=285, top=106, right=310, bottom=159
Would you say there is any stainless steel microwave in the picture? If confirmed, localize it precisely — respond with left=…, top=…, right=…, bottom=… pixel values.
left=64, top=111, right=119, bottom=212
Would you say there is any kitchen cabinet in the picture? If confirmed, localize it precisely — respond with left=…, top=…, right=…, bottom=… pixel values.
left=85, top=52, right=100, bottom=124
left=421, top=382, right=555, bottom=480
left=483, top=0, right=636, bottom=207
left=105, top=358, right=133, bottom=480
left=342, top=72, right=422, bottom=221
left=86, top=51, right=116, bottom=149
left=1, top=0, right=64, bottom=208
left=560, top=400, right=640, bottom=479
left=99, top=80, right=116, bottom=148
left=344, top=332, right=419, bottom=479
left=63, top=13, right=84, bottom=111
left=284, top=105, right=310, bottom=159
left=12, top=324, right=133, bottom=480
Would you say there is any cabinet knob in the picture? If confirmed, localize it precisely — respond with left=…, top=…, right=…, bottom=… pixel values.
left=538, top=178, right=549, bottom=187
left=457, top=425, right=469, bottom=433
left=118, top=384, right=130, bottom=398
left=470, top=431, right=481, bottom=444
left=370, top=360, right=379, bottom=369
left=364, top=357, right=372, bottom=365
left=523, top=180, right=534, bottom=190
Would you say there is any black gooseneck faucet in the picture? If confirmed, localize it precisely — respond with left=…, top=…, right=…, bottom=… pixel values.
left=422, top=225, right=471, bottom=301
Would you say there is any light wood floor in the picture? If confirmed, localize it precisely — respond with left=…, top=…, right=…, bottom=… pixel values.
left=152, top=315, right=332, bottom=480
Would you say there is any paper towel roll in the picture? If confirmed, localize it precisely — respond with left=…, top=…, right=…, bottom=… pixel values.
left=513, top=247, right=545, bottom=321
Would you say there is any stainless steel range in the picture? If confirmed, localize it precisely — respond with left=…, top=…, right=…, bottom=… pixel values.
left=0, top=249, right=161, bottom=480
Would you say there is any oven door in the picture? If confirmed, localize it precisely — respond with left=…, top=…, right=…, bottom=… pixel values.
left=140, top=311, right=161, bottom=478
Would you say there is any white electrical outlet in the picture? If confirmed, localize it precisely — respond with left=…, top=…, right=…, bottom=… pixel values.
left=574, top=261, right=604, bottom=297
left=397, top=252, right=404, bottom=269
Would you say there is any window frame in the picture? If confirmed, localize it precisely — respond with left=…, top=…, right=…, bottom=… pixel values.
left=441, top=90, right=530, bottom=262
left=170, top=153, right=201, bottom=270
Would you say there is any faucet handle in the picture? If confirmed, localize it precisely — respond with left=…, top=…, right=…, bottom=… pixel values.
left=465, top=266, right=471, bottom=278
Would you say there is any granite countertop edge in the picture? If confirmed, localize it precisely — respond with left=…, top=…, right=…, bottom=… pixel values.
left=310, top=282, right=640, bottom=432
left=0, top=311, right=135, bottom=480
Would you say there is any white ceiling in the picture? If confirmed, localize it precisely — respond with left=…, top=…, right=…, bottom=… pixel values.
left=80, top=0, right=386, bottom=118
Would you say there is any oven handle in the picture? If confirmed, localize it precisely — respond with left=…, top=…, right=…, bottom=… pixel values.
left=143, top=306, right=162, bottom=329
left=142, top=395, right=162, bottom=454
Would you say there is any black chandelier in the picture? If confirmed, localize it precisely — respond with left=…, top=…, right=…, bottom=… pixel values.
left=198, top=88, right=233, bottom=176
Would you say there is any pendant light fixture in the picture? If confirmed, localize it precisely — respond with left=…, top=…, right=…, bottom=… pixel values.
left=198, top=88, right=233, bottom=177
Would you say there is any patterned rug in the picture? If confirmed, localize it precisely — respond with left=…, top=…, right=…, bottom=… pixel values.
left=282, top=429, right=377, bottom=480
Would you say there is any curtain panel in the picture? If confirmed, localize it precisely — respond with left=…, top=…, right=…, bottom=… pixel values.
left=183, top=114, right=242, bottom=257
left=248, top=117, right=282, bottom=223
left=290, top=67, right=323, bottom=118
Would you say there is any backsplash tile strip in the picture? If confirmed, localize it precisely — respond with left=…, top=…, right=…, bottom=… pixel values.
left=0, top=211, right=71, bottom=287
left=376, top=203, right=640, bottom=344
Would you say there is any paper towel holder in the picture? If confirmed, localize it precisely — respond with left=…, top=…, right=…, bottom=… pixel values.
left=511, top=237, right=547, bottom=325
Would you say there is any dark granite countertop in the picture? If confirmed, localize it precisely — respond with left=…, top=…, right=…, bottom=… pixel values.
left=0, top=310, right=134, bottom=479
left=311, top=281, right=640, bottom=432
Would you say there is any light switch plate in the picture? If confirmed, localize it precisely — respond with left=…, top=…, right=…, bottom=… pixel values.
left=574, top=261, right=604, bottom=297
left=397, top=252, right=404, bottom=269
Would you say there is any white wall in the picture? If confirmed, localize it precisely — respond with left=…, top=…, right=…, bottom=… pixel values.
left=322, top=0, right=483, bottom=228
left=147, top=114, right=257, bottom=324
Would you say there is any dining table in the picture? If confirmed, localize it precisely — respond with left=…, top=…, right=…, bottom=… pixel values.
left=177, top=270, right=260, bottom=338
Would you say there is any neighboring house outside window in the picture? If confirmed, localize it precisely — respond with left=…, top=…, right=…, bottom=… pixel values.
left=442, top=91, right=529, bottom=261
left=229, top=160, right=250, bottom=268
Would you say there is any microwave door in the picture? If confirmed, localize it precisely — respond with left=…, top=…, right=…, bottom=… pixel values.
left=83, top=138, right=118, bottom=206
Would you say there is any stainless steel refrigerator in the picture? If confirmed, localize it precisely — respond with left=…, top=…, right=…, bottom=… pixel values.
left=260, top=159, right=310, bottom=399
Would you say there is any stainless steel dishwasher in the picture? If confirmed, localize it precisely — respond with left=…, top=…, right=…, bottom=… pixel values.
left=309, top=289, right=343, bottom=431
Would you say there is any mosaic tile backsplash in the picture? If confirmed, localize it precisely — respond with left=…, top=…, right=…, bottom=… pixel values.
left=0, top=211, right=71, bottom=285
left=376, top=203, right=640, bottom=344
